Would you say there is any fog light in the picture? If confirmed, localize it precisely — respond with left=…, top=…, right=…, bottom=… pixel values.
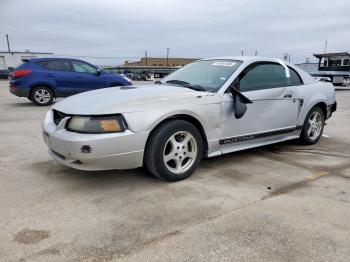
left=81, top=145, right=92, bottom=153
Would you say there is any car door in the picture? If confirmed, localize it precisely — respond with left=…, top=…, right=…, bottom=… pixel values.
left=71, top=60, right=105, bottom=93
left=219, top=62, right=299, bottom=150
left=38, top=60, right=77, bottom=96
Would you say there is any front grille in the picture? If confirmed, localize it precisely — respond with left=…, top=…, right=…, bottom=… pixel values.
left=53, top=110, right=69, bottom=125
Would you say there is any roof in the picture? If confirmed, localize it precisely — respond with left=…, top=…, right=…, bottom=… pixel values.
left=27, top=57, right=91, bottom=63
left=0, top=51, right=53, bottom=54
left=313, top=52, right=350, bottom=58
left=201, top=56, right=292, bottom=64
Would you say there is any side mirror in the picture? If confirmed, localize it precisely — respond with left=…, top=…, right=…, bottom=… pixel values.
left=96, top=68, right=102, bottom=76
left=233, top=92, right=248, bottom=119
left=229, top=79, right=252, bottom=119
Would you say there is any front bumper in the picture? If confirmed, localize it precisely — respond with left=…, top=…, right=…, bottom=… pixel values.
left=42, top=110, right=149, bottom=171
left=327, top=102, right=337, bottom=119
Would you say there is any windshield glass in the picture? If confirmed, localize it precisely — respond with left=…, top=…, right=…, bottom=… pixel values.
left=161, top=59, right=242, bottom=92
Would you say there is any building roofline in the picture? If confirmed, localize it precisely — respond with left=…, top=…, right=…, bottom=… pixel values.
left=139, top=57, right=199, bottom=60
left=0, top=51, right=53, bottom=54
left=313, top=52, right=350, bottom=58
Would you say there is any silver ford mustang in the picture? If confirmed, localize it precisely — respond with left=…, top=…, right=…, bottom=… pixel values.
left=42, top=56, right=336, bottom=181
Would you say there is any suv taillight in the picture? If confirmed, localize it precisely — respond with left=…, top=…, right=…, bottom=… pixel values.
left=12, top=70, right=32, bottom=78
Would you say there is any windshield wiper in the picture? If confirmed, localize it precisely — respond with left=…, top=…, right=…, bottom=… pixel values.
left=165, top=80, right=206, bottom=91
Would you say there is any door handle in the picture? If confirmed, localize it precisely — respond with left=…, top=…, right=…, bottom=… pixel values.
left=284, top=93, right=293, bottom=99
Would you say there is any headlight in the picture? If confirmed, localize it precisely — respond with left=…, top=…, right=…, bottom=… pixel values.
left=67, top=115, right=126, bottom=133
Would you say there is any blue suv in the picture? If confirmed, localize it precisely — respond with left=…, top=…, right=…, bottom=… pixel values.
left=9, top=58, right=131, bottom=106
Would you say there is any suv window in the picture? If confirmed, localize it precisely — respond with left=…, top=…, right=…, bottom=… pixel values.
left=37, top=60, right=72, bottom=72
left=240, top=63, right=287, bottom=92
left=72, top=61, right=97, bottom=74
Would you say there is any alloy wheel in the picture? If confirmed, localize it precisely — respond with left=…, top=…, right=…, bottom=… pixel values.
left=34, top=89, right=51, bottom=104
left=163, top=131, right=198, bottom=174
left=307, top=111, right=322, bottom=140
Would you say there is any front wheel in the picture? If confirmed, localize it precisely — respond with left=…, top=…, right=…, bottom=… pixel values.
left=299, top=106, right=325, bottom=145
left=144, top=120, right=203, bottom=181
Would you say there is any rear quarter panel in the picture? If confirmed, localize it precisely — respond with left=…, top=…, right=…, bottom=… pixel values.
left=295, top=82, right=336, bottom=126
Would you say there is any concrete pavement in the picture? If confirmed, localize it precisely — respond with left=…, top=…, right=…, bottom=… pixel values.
left=0, top=80, right=349, bottom=261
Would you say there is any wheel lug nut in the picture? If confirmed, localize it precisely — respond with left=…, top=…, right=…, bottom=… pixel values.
left=177, top=146, right=180, bottom=150
left=184, top=152, right=186, bottom=155
left=182, top=146, right=185, bottom=149
left=175, top=153, right=178, bottom=156
left=179, top=156, right=182, bottom=160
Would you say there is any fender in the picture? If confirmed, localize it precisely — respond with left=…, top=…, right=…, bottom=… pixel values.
left=296, top=92, right=328, bottom=126
left=29, top=81, right=56, bottom=95
left=124, top=109, right=206, bottom=133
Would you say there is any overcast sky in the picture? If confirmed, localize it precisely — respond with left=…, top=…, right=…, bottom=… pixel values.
left=0, top=0, right=349, bottom=66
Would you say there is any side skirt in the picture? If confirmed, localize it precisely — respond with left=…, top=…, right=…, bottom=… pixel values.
left=207, top=126, right=302, bottom=158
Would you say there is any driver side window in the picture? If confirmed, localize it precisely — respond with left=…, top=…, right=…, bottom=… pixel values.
left=72, top=61, right=97, bottom=74
left=239, top=63, right=288, bottom=92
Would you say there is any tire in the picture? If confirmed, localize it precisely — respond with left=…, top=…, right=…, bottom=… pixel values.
left=30, top=86, right=54, bottom=106
left=144, top=120, right=203, bottom=181
left=299, top=106, right=325, bottom=145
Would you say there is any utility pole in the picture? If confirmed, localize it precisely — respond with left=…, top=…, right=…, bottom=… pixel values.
left=324, top=39, right=328, bottom=54
left=5, top=34, right=11, bottom=53
left=166, top=48, right=170, bottom=66
left=145, top=50, right=148, bottom=66
left=241, top=50, right=244, bottom=56
left=254, top=50, right=258, bottom=56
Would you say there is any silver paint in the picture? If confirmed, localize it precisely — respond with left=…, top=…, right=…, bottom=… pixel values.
left=42, top=56, right=336, bottom=171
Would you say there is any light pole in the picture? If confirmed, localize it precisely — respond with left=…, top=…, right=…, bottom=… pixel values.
left=166, top=48, right=170, bottom=66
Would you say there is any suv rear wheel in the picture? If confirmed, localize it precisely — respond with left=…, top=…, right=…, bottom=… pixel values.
left=30, top=86, right=54, bottom=106
left=144, top=120, right=203, bottom=181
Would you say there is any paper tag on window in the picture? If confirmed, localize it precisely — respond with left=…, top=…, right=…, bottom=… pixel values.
left=212, top=61, right=236, bottom=67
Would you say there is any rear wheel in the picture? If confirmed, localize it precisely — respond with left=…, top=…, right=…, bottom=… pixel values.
left=30, top=86, right=54, bottom=106
left=299, top=106, right=324, bottom=145
left=144, top=120, right=203, bottom=181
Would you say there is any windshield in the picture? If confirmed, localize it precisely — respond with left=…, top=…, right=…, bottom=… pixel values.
left=161, top=59, right=242, bottom=92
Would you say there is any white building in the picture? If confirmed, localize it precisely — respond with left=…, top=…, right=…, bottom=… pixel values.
left=0, top=51, right=53, bottom=70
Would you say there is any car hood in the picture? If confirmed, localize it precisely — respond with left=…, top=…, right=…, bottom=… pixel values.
left=52, top=85, right=218, bottom=115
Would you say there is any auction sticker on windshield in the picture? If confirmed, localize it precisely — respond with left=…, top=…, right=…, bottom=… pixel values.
left=212, top=61, right=236, bottom=67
